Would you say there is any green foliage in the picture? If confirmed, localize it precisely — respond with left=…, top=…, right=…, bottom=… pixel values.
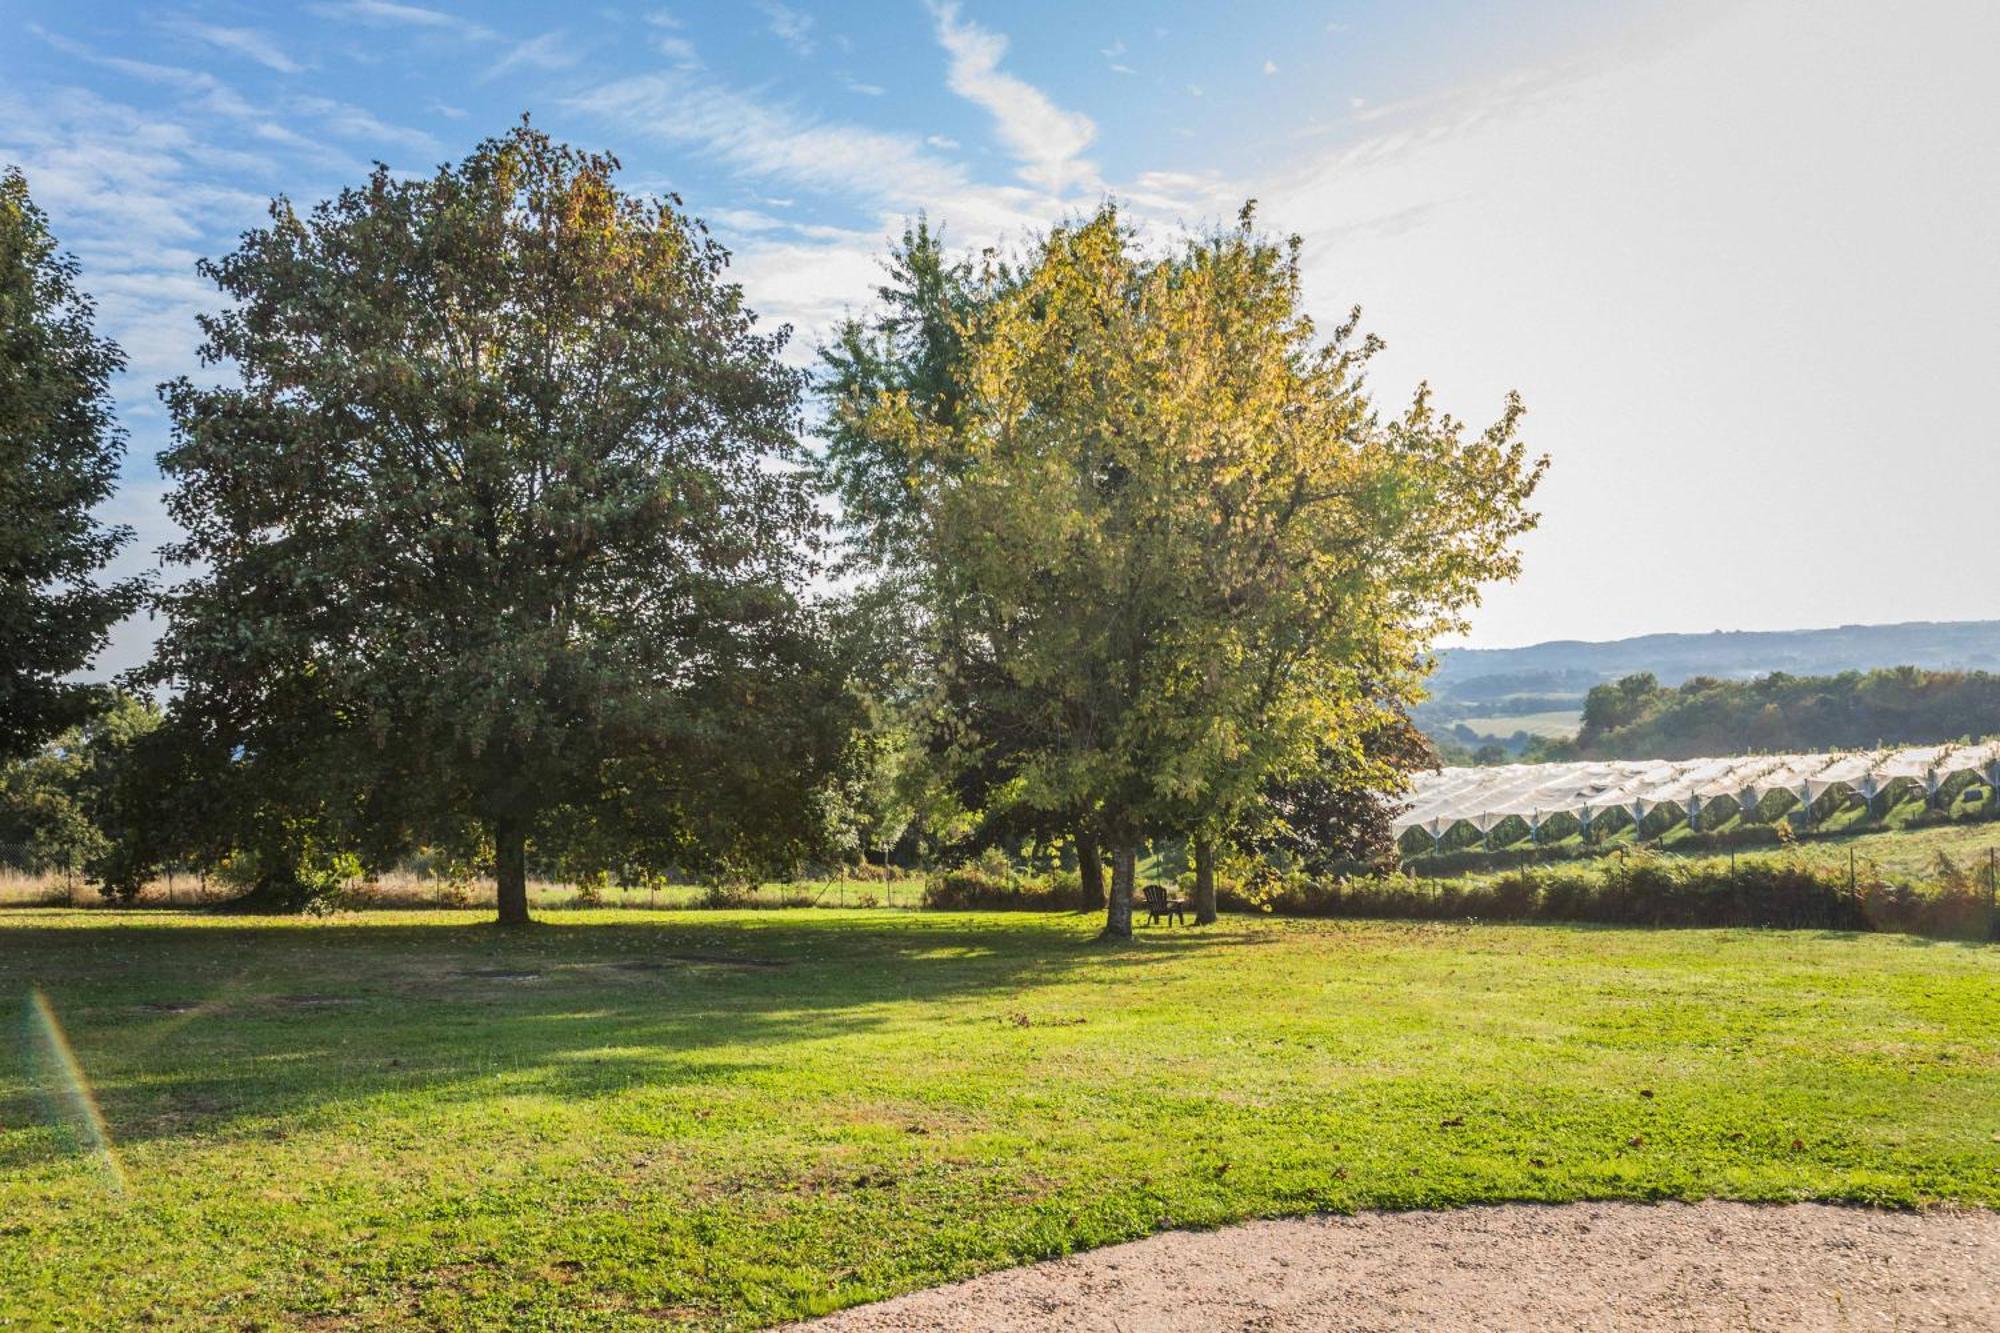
left=835, top=204, right=1544, bottom=934
left=0, top=167, right=144, bottom=759
left=148, top=122, right=849, bottom=920
left=0, top=691, right=158, bottom=879
left=1562, top=666, right=2000, bottom=758
left=1241, top=697, right=1436, bottom=875
left=818, top=215, right=976, bottom=572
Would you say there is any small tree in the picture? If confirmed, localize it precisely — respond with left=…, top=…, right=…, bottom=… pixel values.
left=0, top=168, right=144, bottom=760
left=154, top=123, right=845, bottom=923
left=0, top=691, right=159, bottom=887
left=854, top=204, right=1544, bottom=936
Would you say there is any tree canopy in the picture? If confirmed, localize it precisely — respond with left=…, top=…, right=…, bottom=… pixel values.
left=0, top=167, right=143, bottom=760
left=834, top=204, right=1544, bottom=934
left=150, top=122, right=850, bottom=922
left=1550, top=666, right=2000, bottom=760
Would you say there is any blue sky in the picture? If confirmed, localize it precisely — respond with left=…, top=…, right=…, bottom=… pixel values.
left=6, top=1, right=1998, bottom=668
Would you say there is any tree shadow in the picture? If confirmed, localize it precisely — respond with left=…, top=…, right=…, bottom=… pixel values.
left=1, top=913, right=1239, bottom=1164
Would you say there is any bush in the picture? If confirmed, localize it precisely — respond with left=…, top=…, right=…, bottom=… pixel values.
left=922, top=868, right=1067, bottom=911
left=571, top=871, right=608, bottom=908
left=1209, top=850, right=1997, bottom=940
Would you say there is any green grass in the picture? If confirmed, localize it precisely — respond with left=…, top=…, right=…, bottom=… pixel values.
left=1765, top=820, right=2000, bottom=879
left=6, top=909, right=2000, bottom=1329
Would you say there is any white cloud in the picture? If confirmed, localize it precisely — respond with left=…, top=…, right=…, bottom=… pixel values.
left=843, top=77, right=885, bottom=96
left=927, top=2, right=1098, bottom=194
left=483, top=31, right=578, bottom=82
left=309, top=0, right=494, bottom=41
left=654, top=34, right=702, bottom=67
left=33, top=26, right=249, bottom=111
left=291, top=96, right=443, bottom=158
left=1263, top=59, right=1278, bottom=75
left=162, top=20, right=306, bottom=74
left=759, top=1, right=815, bottom=57
left=925, top=134, right=960, bottom=150
left=566, top=71, right=969, bottom=210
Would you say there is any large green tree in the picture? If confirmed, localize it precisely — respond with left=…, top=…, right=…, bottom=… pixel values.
left=153, top=124, right=846, bottom=923
left=0, top=167, right=143, bottom=759
left=848, top=204, right=1544, bottom=936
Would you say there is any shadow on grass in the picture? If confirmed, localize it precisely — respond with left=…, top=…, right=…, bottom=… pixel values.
left=1, top=913, right=1239, bottom=1165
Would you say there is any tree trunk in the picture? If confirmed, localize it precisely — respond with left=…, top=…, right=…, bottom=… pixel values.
left=494, top=814, right=531, bottom=927
left=1076, top=829, right=1105, bottom=912
left=1193, top=834, right=1218, bottom=925
left=1100, top=843, right=1135, bottom=940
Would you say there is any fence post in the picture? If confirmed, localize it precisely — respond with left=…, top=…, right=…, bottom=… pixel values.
left=1989, top=847, right=1996, bottom=939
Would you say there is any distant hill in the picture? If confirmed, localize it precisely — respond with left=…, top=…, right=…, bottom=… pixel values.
left=1433, top=620, right=2000, bottom=698
left=1418, top=620, right=2000, bottom=756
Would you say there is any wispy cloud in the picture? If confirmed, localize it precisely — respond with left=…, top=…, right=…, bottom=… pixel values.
left=162, top=20, right=306, bottom=74
left=758, top=1, right=815, bottom=57
left=483, top=31, right=578, bottom=82
left=928, top=2, right=1097, bottom=194
left=291, top=95, right=443, bottom=158
left=565, top=70, right=966, bottom=209
left=308, top=0, right=495, bottom=41
left=31, top=25, right=259, bottom=118
left=654, top=33, right=702, bottom=67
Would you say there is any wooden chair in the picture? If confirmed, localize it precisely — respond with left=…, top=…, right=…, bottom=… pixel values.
left=1142, top=882, right=1187, bottom=925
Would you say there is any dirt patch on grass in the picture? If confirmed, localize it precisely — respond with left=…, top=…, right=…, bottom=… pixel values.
left=797, top=1201, right=2000, bottom=1331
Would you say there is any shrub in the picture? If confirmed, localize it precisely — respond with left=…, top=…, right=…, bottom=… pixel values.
left=1205, top=850, right=1995, bottom=940
left=701, top=881, right=753, bottom=909
left=922, top=868, right=1066, bottom=911
left=572, top=871, right=608, bottom=909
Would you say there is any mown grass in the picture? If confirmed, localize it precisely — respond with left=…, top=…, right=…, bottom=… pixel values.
left=5, top=909, right=1999, bottom=1329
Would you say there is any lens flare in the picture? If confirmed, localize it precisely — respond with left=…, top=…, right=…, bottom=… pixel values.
left=25, top=986, right=126, bottom=1194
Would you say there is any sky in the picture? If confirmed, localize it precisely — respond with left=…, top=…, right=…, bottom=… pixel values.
left=5, top=0, right=1997, bottom=673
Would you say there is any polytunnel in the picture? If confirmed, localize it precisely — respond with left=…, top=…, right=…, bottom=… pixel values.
left=1393, top=740, right=2000, bottom=847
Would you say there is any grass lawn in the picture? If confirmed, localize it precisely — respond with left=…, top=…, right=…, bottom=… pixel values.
left=5, top=909, right=2000, bottom=1329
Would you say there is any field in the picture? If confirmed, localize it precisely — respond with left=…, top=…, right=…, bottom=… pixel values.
left=1452, top=708, right=1582, bottom=741
left=6, top=910, right=2000, bottom=1329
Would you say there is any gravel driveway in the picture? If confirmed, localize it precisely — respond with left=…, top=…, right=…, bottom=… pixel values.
left=798, top=1202, right=2000, bottom=1331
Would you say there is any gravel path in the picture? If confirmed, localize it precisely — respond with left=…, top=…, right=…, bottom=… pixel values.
left=798, top=1202, right=2000, bottom=1331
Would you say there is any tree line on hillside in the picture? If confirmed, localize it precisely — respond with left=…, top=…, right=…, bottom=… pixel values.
left=1520, top=667, right=2000, bottom=761
left=0, top=123, right=1544, bottom=935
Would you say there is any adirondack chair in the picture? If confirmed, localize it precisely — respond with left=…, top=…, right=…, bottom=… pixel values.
left=1142, top=882, right=1188, bottom=925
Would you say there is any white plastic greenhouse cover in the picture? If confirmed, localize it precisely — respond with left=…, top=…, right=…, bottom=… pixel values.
left=1392, top=740, right=2000, bottom=838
